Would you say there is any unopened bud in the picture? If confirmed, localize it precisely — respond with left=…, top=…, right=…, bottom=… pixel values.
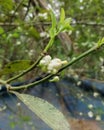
left=39, top=55, right=52, bottom=66
left=47, top=58, right=62, bottom=74
left=49, top=76, right=60, bottom=82
left=39, top=56, right=68, bottom=74
left=61, top=60, right=68, bottom=65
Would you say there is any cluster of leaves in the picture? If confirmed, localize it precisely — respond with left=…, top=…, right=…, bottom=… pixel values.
left=49, top=8, right=72, bottom=38
left=44, top=8, right=72, bottom=52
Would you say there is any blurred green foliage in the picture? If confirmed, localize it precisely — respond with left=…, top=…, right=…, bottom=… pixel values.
left=59, top=0, right=104, bottom=79
left=0, top=0, right=104, bottom=80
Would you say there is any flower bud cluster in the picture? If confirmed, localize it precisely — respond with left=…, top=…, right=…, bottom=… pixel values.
left=39, top=55, right=68, bottom=74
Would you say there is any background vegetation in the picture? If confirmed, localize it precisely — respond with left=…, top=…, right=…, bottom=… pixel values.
left=0, top=0, right=104, bottom=80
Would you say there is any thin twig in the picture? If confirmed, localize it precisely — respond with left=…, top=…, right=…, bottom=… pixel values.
left=9, top=43, right=104, bottom=91
left=0, top=21, right=104, bottom=27
left=6, top=55, right=43, bottom=83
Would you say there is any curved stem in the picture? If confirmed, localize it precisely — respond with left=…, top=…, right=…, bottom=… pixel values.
left=9, top=43, right=103, bottom=91
left=58, top=45, right=98, bottom=73
left=6, top=55, right=43, bottom=83
left=6, top=38, right=55, bottom=83
left=44, top=37, right=54, bottom=52
left=9, top=74, right=53, bottom=90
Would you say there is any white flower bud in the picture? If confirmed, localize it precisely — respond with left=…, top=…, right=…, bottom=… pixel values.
left=93, top=92, right=99, bottom=97
left=61, top=60, right=68, bottom=65
left=50, top=76, right=60, bottom=82
left=47, top=58, right=62, bottom=74
left=88, top=104, right=93, bottom=109
left=47, top=58, right=68, bottom=74
left=88, top=111, right=94, bottom=118
left=39, top=56, right=68, bottom=74
left=95, top=115, right=101, bottom=121
left=39, top=55, right=52, bottom=66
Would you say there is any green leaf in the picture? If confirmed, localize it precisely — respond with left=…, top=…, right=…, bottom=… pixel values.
left=0, top=27, right=4, bottom=34
left=12, top=92, right=70, bottom=130
left=50, top=10, right=57, bottom=29
left=49, top=27, right=57, bottom=38
left=49, top=10, right=57, bottom=38
left=97, top=37, right=104, bottom=47
left=0, top=60, right=33, bottom=76
left=12, top=32, right=19, bottom=38
left=28, top=26, right=40, bottom=40
left=64, top=18, right=72, bottom=29
left=0, top=0, right=14, bottom=12
left=58, top=18, right=72, bottom=32
left=60, top=8, right=65, bottom=23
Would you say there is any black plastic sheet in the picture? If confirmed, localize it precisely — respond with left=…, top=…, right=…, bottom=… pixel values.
left=0, top=77, right=104, bottom=129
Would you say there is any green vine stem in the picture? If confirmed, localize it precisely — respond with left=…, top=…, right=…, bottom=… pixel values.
left=6, top=37, right=55, bottom=84
left=5, top=8, right=66, bottom=83
left=9, top=74, right=53, bottom=90
left=6, top=55, right=43, bottom=83
left=58, top=45, right=98, bottom=72
left=44, top=37, right=55, bottom=52
left=9, top=43, right=104, bottom=91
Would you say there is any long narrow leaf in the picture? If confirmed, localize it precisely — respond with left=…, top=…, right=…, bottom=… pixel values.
left=49, top=10, right=57, bottom=38
left=12, top=92, right=70, bottom=130
left=60, top=8, right=65, bottom=23
left=50, top=10, right=57, bottom=29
